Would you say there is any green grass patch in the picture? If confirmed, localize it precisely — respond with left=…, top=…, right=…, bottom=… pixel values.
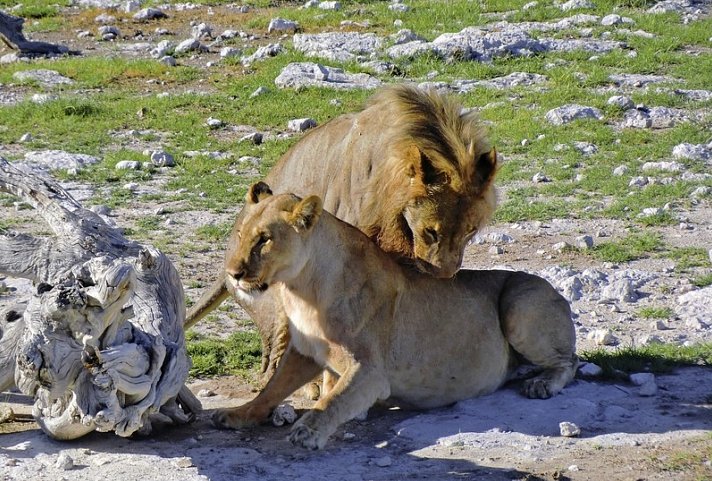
left=668, top=247, right=712, bottom=270
left=636, top=306, right=674, bottom=319
left=194, top=222, right=233, bottom=243
left=590, top=232, right=663, bottom=263
left=692, top=274, right=712, bottom=288
left=581, top=342, right=712, bottom=378
left=186, top=330, right=261, bottom=378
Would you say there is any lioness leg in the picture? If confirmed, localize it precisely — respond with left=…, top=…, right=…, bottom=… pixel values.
left=499, top=272, right=578, bottom=399
left=213, top=344, right=322, bottom=429
left=289, top=362, right=390, bottom=450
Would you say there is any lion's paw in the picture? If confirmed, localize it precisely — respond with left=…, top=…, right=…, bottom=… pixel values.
left=521, top=378, right=555, bottom=399
left=212, top=407, right=263, bottom=430
left=289, top=420, right=327, bottom=450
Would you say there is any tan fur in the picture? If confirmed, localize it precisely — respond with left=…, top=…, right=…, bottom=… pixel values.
left=213, top=184, right=578, bottom=450
left=186, top=85, right=498, bottom=386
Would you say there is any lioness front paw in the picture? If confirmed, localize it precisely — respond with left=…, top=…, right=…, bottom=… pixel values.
left=212, top=405, right=266, bottom=430
left=521, top=378, right=555, bottom=399
left=289, top=417, right=328, bottom=450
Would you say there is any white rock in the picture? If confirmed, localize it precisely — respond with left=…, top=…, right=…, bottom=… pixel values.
left=268, top=18, right=298, bottom=34
left=642, top=161, right=683, bottom=172
left=561, top=0, right=595, bottom=11
left=206, top=117, right=223, bottom=129
left=578, top=362, right=602, bottom=376
left=639, top=380, right=658, bottom=396
left=607, top=95, right=634, bottom=110
left=159, top=56, right=176, bottom=67
left=13, top=69, right=74, bottom=88
left=489, top=246, right=504, bottom=255
left=250, top=86, right=269, bottom=98
left=318, top=1, right=341, bottom=10
left=552, top=241, right=571, bottom=252
left=343, top=432, right=356, bottom=440
left=220, top=47, right=241, bottom=58
left=24, top=150, right=99, bottom=171
left=133, top=8, right=167, bottom=21
left=123, top=0, right=140, bottom=12
left=287, top=118, right=317, bottom=132
left=56, top=453, right=74, bottom=470
left=559, top=421, right=581, bottom=437
left=276, top=62, right=382, bottom=90
left=629, top=176, right=649, bottom=187
left=641, top=207, right=664, bottom=217
left=272, top=404, right=297, bottom=426
left=613, top=165, right=628, bottom=176
left=545, top=104, right=603, bottom=125
left=95, top=13, right=116, bottom=24
left=522, top=1, right=538, bottom=9
left=175, top=39, right=204, bottom=54
left=375, top=456, right=393, bottom=467
left=576, top=235, right=594, bottom=249
left=197, top=389, right=216, bottom=398
left=601, top=14, right=623, bottom=26
left=672, top=143, right=712, bottom=161
left=532, top=172, right=550, bottom=183
left=630, top=373, right=655, bottom=386
left=587, top=329, right=618, bottom=346
left=19, top=133, right=32, bottom=142
left=150, top=151, right=175, bottom=167
left=573, top=141, right=597, bottom=155
left=115, top=160, right=141, bottom=170
left=389, top=3, right=410, bottom=12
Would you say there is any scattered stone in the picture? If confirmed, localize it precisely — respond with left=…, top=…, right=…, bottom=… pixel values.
left=123, top=182, right=139, bottom=191
left=272, top=404, right=298, bottom=426
left=133, top=8, right=167, bottom=21
left=19, top=133, right=32, bottom=142
left=561, top=0, right=595, bottom=11
left=115, top=160, right=141, bottom=170
left=31, top=93, right=58, bottom=104
left=630, top=373, right=655, bottom=386
left=641, top=207, right=664, bottom=217
left=343, top=432, right=356, bottom=441
left=622, top=108, right=652, bottom=128
left=628, top=176, right=649, bottom=187
left=532, top=172, right=550, bottom=183
left=12, top=69, right=74, bottom=89
left=175, top=457, right=194, bottom=468
left=612, top=165, right=628, bottom=176
left=268, top=18, right=298, bottom=34
left=56, top=453, right=74, bottom=470
left=151, top=40, right=175, bottom=58
left=546, top=104, right=603, bottom=125
left=651, top=320, right=670, bottom=331
left=318, top=1, right=341, bottom=10
left=24, top=150, right=99, bottom=171
left=690, top=186, right=711, bottom=198
left=250, top=86, right=269, bottom=98
left=375, top=456, right=393, bottom=467
left=559, top=421, right=581, bottom=437
left=0, top=405, right=15, bottom=423
left=288, top=118, right=317, bottom=132
left=175, top=39, right=206, bottom=54
left=639, top=381, right=658, bottom=396
left=98, top=25, right=120, bottom=41
left=123, top=0, right=140, bottom=12
left=239, top=132, right=263, bottom=145
left=560, top=276, right=583, bottom=301
left=159, top=56, right=177, bottom=67
left=607, top=95, right=634, bottom=110
left=672, top=143, right=712, bottom=162
left=573, top=141, right=597, bottom=155
left=206, top=117, right=224, bottom=129
left=641, top=161, right=683, bottom=172
left=294, top=32, right=382, bottom=62
left=95, top=13, right=116, bottom=24
left=552, top=241, right=571, bottom=252
left=197, top=389, right=216, bottom=398
left=578, top=362, right=602, bottom=377
left=150, top=151, right=175, bottom=167
left=522, top=1, right=538, bottom=9
left=602, top=278, right=637, bottom=303
left=241, top=44, right=283, bottom=65
left=587, top=329, right=618, bottom=346
left=191, top=22, right=212, bottom=40
left=489, top=246, right=504, bottom=255
left=5, top=459, right=19, bottom=467
left=220, top=47, right=241, bottom=59
left=275, top=62, right=381, bottom=90
left=601, top=14, right=623, bottom=25
left=389, top=3, right=410, bottom=12
left=391, top=29, right=426, bottom=45
left=575, top=235, right=594, bottom=249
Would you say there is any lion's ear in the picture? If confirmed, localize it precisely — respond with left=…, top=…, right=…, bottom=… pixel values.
left=474, top=146, right=498, bottom=187
left=289, top=195, right=323, bottom=231
left=246, top=182, right=273, bottom=204
left=405, top=144, right=452, bottom=187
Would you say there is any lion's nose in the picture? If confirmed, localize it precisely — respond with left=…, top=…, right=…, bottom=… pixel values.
left=228, top=268, right=245, bottom=281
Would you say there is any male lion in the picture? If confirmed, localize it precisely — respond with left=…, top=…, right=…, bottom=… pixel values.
left=213, top=182, right=578, bottom=450
left=186, top=85, right=499, bottom=383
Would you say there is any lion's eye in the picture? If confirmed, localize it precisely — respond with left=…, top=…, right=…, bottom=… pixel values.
left=256, top=234, right=271, bottom=249
left=422, top=227, right=439, bottom=245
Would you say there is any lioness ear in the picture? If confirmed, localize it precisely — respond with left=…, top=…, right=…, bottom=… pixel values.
left=405, top=144, right=451, bottom=187
left=474, top=147, right=498, bottom=186
left=246, top=182, right=273, bottom=204
left=289, top=195, right=323, bottom=231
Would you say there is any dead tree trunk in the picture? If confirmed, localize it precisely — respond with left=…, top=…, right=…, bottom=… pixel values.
left=0, top=10, right=72, bottom=56
left=0, top=158, right=199, bottom=440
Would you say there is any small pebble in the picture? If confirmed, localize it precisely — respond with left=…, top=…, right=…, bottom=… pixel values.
left=197, top=389, right=216, bottom=398
left=375, top=456, right=392, bottom=467
left=56, top=453, right=74, bottom=470
left=559, top=421, right=581, bottom=437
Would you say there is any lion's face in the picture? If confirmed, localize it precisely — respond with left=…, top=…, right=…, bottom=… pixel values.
left=404, top=186, right=495, bottom=278
left=225, top=183, right=321, bottom=298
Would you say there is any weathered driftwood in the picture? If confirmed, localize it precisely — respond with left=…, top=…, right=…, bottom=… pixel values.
left=0, top=158, right=199, bottom=440
left=0, top=11, right=73, bottom=56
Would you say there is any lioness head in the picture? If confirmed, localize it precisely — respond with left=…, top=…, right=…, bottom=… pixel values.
left=224, top=182, right=322, bottom=297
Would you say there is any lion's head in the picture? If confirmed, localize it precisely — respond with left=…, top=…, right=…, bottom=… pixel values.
left=224, top=182, right=322, bottom=297
left=361, top=85, right=499, bottom=278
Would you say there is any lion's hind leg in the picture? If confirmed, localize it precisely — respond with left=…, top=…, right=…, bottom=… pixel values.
left=499, top=272, right=578, bottom=399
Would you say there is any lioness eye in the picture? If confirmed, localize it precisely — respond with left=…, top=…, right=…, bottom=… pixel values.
left=256, top=234, right=270, bottom=248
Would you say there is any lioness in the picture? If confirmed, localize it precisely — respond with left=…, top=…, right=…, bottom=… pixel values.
left=187, top=85, right=499, bottom=384
left=214, top=182, right=578, bottom=450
